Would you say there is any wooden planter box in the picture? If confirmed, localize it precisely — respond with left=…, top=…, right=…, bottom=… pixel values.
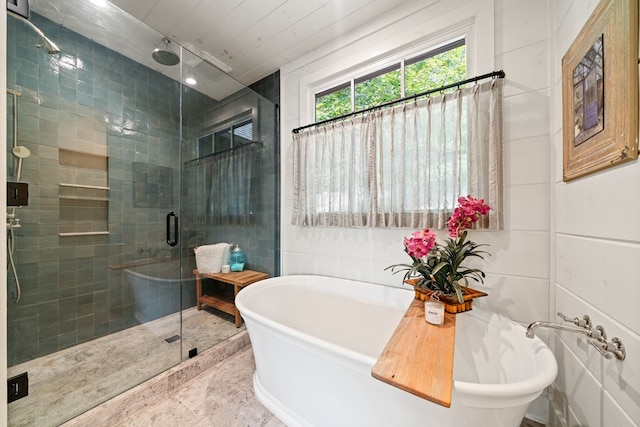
left=406, top=279, right=488, bottom=313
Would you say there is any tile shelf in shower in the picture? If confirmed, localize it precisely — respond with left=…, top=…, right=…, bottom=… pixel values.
left=59, top=183, right=110, bottom=190
left=59, top=183, right=109, bottom=201
left=59, top=197, right=110, bottom=202
left=58, top=231, right=110, bottom=237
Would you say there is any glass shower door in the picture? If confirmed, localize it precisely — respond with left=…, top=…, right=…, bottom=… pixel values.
left=6, top=4, right=186, bottom=425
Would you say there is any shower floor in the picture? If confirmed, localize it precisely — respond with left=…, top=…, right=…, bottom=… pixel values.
left=7, top=306, right=242, bottom=427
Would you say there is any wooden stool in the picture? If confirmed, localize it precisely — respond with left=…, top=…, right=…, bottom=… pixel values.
left=193, top=269, right=269, bottom=327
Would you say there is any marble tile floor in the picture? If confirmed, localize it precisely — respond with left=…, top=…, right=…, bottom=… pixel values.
left=113, top=346, right=284, bottom=427
left=100, top=346, right=546, bottom=427
left=10, top=307, right=547, bottom=427
left=7, top=307, right=243, bottom=427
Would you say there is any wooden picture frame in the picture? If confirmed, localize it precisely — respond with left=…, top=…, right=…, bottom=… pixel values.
left=562, top=0, right=638, bottom=181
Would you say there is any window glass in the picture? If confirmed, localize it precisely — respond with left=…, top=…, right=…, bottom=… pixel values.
left=315, top=84, right=351, bottom=122
left=197, top=134, right=213, bottom=157
left=197, top=116, right=253, bottom=158
left=355, top=65, right=401, bottom=111
left=314, top=39, right=466, bottom=121
left=405, top=42, right=466, bottom=96
left=233, top=120, right=253, bottom=146
left=214, top=129, right=232, bottom=152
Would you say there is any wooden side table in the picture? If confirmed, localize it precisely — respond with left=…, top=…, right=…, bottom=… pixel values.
left=193, top=269, right=269, bottom=327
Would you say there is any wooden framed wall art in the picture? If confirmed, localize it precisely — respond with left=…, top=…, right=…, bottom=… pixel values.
left=562, top=0, right=638, bottom=181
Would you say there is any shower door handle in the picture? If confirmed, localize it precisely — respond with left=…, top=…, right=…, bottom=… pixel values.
left=166, top=212, right=178, bottom=247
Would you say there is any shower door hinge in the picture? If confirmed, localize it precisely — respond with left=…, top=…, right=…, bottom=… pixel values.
left=8, top=372, right=28, bottom=403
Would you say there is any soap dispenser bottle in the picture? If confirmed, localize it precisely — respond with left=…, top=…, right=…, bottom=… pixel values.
left=229, top=244, right=246, bottom=272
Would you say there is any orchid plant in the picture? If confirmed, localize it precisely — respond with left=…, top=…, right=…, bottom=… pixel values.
left=386, top=196, right=491, bottom=303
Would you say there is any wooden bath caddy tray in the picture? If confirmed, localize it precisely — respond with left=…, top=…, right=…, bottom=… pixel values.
left=372, top=299, right=456, bottom=408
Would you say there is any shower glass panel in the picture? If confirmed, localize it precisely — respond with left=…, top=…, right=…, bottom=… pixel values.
left=178, top=48, right=280, bottom=359
left=5, top=1, right=278, bottom=425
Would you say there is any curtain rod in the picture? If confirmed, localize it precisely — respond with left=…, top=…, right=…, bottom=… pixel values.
left=292, top=70, right=505, bottom=134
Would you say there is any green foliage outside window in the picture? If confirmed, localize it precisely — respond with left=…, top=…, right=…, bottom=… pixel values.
left=355, top=69, right=401, bottom=111
left=405, top=45, right=466, bottom=96
left=315, top=42, right=467, bottom=121
left=315, top=86, right=351, bottom=122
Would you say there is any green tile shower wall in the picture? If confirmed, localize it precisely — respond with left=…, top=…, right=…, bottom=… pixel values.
left=7, top=13, right=177, bottom=364
left=6, top=12, right=279, bottom=366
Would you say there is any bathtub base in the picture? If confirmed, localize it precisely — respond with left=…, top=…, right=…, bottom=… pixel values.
left=248, top=317, right=533, bottom=427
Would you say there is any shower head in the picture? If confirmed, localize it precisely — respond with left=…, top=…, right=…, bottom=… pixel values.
left=8, top=10, right=61, bottom=54
left=12, top=146, right=31, bottom=182
left=152, top=37, right=180, bottom=66
left=12, top=146, right=31, bottom=159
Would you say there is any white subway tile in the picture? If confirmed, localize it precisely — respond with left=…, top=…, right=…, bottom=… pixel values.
left=551, top=336, right=603, bottom=426
left=482, top=231, right=549, bottom=279
left=556, top=167, right=640, bottom=242
left=556, top=235, right=640, bottom=332
left=504, top=184, right=550, bottom=231
left=503, top=89, right=550, bottom=141
left=554, top=285, right=640, bottom=425
left=603, top=391, right=637, bottom=427
left=504, top=136, right=550, bottom=186
left=499, top=41, right=550, bottom=97
left=495, top=1, right=549, bottom=54
left=476, top=275, right=549, bottom=323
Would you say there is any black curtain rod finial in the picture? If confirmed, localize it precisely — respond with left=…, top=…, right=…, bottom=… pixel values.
left=292, top=70, right=505, bottom=134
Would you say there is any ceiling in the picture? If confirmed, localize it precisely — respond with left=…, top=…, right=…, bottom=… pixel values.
left=29, top=0, right=412, bottom=99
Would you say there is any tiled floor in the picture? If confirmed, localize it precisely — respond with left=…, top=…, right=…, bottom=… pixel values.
left=7, top=307, right=243, bottom=427
left=115, top=346, right=284, bottom=427
left=9, top=307, right=547, bottom=427
left=112, top=346, right=545, bottom=427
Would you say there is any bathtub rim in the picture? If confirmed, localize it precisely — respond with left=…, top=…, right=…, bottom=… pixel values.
left=237, top=274, right=558, bottom=405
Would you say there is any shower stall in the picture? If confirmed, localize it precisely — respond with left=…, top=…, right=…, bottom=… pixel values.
left=5, top=1, right=279, bottom=425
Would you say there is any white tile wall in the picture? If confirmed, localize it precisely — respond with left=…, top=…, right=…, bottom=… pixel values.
left=504, top=136, right=550, bottom=186
left=550, top=0, right=640, bottom=425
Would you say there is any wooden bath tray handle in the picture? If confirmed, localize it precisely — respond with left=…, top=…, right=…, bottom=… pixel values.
left=371, top=299, right=456, bottom=408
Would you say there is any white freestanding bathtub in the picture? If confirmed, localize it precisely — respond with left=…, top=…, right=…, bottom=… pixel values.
left=236, top=275, right=557, bottom=427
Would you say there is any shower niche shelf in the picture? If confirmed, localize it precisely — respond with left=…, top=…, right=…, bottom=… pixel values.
left=59, top=183, right=109, bottom=201
left=58, top=149, right=110, bottom=237
left=59, top=231, right=110, bottom=237
left=59, top=183, right=110, bottom=190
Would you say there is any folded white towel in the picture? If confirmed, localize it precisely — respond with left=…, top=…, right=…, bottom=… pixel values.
left=194, top=243, right=231, bottom=274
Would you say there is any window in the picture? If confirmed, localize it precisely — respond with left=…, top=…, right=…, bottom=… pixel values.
left=197, top=117, right=254, bottom=158
left=293, top=78, right=504, bottom=229
left=314, top=39, right=466, bottom=121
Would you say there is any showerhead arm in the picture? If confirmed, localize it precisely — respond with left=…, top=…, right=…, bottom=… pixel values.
left=8, top=10, right=61, bottom=54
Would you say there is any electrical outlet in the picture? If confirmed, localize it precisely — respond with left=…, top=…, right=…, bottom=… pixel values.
left=8, top=372, right=28, bottom=403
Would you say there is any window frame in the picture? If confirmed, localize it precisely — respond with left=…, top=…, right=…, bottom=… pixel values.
left=298, top=9, right=492, bottom=128
left=314, top=37, right=468, bottom=121
left=196, top=110, right=254, bottom=158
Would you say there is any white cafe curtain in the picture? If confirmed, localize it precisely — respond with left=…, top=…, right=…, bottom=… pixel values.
left=291, top=78, right=503, bottom=229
